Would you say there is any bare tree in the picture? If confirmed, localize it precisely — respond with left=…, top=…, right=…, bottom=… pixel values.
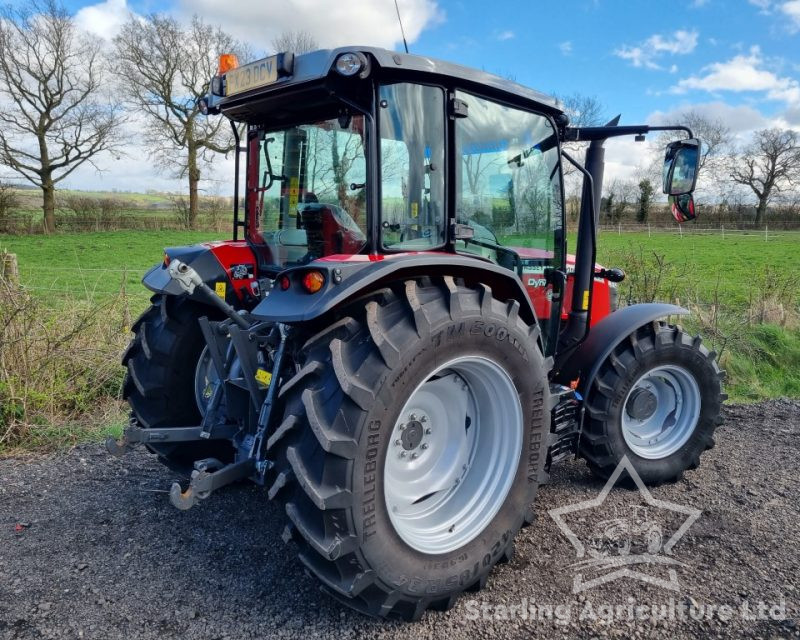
left=729, top=128, right=800, bottom=224
left=555, top=94, right=606, bottom=187
left=555, top=93, right=606, bottom=128
left=271, top=30, right=318, bottom=55
left=656, top=109, right=731, bottom=175
left=0, top=0, right=123, bottom=233
left=115, top=15, right=246, bottom=227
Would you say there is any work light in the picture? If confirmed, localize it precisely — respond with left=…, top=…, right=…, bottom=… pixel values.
left=334, top=52, right=366, bottom=76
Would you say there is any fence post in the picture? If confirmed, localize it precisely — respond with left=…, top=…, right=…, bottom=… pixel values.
left=648, top=223, right=651, bottom=238
left=721, top=225, right=724, bottom=239
left=1, top=250, right=19, bottom=283
left=679, top=225, right=683, bottom=238
left=765, top=224, right=768, bottom=242
left=618, top=223, right=621, bottom=235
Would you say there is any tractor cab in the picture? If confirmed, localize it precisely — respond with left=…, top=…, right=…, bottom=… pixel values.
left=204, top=48, right=570, bottom=348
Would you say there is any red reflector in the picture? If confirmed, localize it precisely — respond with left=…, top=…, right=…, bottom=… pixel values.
left=279, top=276, right=291, bottom=291
left=302, top=270, right=325, bottom=294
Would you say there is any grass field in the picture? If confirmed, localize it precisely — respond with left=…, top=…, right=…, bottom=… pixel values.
left=4, top=228, right=795, bottom=304
left=1, top=230, right=222, bottom=309
left=0, top=228, right=798, bottom=453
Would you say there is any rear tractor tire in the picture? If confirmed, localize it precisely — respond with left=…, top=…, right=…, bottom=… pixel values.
left=580, top=321, right=725, bottom=485
left=122, top=294, right=233, bottom=470
left=268, top=278, right=551, bottom=620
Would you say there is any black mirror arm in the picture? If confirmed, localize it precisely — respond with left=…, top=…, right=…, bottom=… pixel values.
left=564, top=124, right=693, bottom=143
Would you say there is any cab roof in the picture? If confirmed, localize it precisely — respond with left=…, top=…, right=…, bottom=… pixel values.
left=208, top=46, right=563, bottom=123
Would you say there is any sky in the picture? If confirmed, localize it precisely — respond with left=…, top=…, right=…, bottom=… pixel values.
left=16, top=0, right=800, bottom=194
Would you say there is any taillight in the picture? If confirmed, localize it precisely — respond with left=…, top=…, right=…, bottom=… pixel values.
left=279, top=276, right=291, bottom=291
left=302, top=270, right=325, bottom=294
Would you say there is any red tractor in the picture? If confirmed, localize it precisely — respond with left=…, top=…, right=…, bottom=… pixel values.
left=111, top=48, right=724, bottom=620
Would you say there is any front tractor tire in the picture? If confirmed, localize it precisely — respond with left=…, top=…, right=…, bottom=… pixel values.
left=580, top=321, right=725, bottom=485
left=122, top=294, right=232, bottom=470
left=268, top=278, right=551, bottom=620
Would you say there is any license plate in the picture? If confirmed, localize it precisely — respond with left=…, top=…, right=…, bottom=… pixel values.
left=225, top=56, right=280, bottom=96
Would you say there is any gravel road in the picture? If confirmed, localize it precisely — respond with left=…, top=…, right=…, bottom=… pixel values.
left=1, top=399, right=799, bottom=639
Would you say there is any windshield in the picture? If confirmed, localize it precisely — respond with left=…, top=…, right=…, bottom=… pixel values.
left=247, top=115, right=368, bottom=268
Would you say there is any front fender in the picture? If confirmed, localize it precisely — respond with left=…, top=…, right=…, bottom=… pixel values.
left=553, top=303, right=689, bottom=395
left=251, top=253, right=537, bottom=325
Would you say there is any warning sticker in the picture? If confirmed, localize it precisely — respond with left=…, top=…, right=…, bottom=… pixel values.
left=288, top=176, right=299, bottom=214
left=215, top=282, right=226, bottom=299
left=255, top=368, right=272, bottom=387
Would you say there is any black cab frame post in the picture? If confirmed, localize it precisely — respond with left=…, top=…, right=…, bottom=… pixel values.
left=556, top=120, right=694, bottom=362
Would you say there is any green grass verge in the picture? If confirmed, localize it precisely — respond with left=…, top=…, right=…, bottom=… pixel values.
left=1, top=230, right=223, bottom=310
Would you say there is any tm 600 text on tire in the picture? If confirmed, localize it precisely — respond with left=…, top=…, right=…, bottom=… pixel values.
left=580, top=321, right=725, bottom=485
left=268, top=277, right=551, bottom=620
left=122, top=294, right=232, bottom=470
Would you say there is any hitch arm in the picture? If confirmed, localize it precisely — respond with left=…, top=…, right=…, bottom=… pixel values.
left=169, top=459, right=255, bottom=511
left=105, top=423, right=240, bottom=457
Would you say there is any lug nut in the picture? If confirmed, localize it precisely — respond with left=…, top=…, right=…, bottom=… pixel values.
left=411, top=452, right=419, bottom=460
left=421, top=443, right=429, bottom=450
left=398, top=424, right=406, bottom=431
left=425, top=427, right=432, bottom=435
left=399, top=451, right=406, bottom=458
left=420, top=416, right=427, bottom=423
left=409, top=414, right=417, bottom=422
left=395, top=439, right=402, bottom=446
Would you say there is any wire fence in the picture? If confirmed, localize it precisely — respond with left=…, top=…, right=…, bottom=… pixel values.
left=596, top=223, right=794, bottom=240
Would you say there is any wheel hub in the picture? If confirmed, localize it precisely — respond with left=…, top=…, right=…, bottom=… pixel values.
left=626, top=387, right=658, bottom=420
left=399, top=418, right=425, bottom=451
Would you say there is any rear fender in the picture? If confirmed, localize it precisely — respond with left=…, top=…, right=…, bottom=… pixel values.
left=143, top=242, right=258, bottom=308
left=553, top=303, right=689, bottom=396
left=251, top=254, right=537, bottom=325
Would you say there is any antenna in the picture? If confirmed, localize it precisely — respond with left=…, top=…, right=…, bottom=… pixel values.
left=393, top=0, right=410, bottom=53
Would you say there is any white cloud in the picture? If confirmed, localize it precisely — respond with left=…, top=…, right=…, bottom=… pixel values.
left=614, top=30, right=698, bottom=70
left=74, top=0, right=132, bottom=40
left=748, top=0, right=772, bottom=12
left=559, top=41, right=572, bottom=56
left=496, top=30, right=515, bottom=41
left=781, top=0, right=800, bottom=31
left=672, top=46, right=800, bottom=104
left=648, top=101, right=768, bottom=134
left=177, top=0, right=444, bottom=50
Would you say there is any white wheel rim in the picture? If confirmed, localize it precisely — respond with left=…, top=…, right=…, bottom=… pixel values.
left=620, top=364, right=701, bottom=459
left=383, top=356, right=523, bottom=555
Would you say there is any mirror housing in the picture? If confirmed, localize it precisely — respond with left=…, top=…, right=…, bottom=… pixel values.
left=663, top=138, right=701, bottom=195
left=669, top=193, right=696, bottom=223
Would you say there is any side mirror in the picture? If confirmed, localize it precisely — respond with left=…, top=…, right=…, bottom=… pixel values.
left=669, top=193, right=696, bottom=223
left=662, top=138, right=701, bottom=195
